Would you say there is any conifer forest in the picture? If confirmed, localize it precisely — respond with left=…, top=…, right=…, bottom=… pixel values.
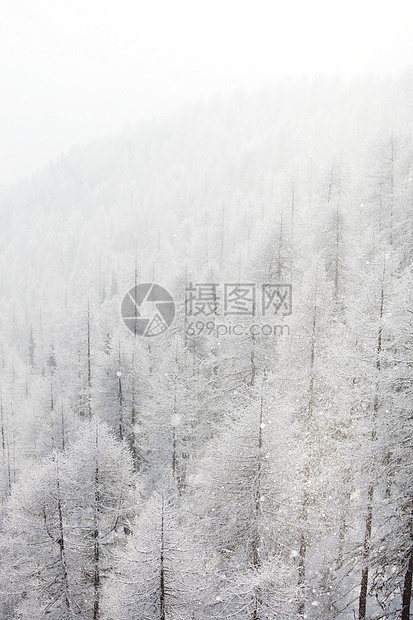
left=1, top=72, right=413, bottom=619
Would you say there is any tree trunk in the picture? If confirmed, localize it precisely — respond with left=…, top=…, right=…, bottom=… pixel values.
left=358, top=483, right=374, bottom=619
left=117, top=362, right=123, bottom=440
left=160, top=496, right=166, bottom=620
left=87, top=302, right=92, bottom=419
left=249, top=332, right=256, bottom=387
left=298, top=293, right=317, bottom=617
left=401, top=548, right=413, bottom=620
left=252, top=390, right=263, bottom=569
left=93, top=427, right=100, bottom=620
left=298, top=476, right=310, bottom=618
left=401, top=499, right=413, bottom=620
left=359, top=273, right=384, bottom=619
left=0, top=395, right=9, bottom=492
left=55, top=457, right=75, bottom=617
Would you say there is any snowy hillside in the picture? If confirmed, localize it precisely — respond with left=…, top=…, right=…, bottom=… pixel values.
left=0, top=71, right=413, bottom=619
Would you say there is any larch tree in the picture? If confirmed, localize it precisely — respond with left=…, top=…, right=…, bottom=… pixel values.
left=194, top=373, right=297, bottom=619
left=0, top=419, right=137, bottom=620
left=104, top=490, right=203, bottom=620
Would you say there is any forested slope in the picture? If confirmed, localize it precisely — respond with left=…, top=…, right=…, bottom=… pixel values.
left=0, top=71, right=413, bottom=619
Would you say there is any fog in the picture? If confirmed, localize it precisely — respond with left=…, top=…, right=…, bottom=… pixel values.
left=1, top=0, right=411, bottom=186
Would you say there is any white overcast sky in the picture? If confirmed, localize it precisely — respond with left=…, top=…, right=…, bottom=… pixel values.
left=0, top=0, right=412, bottom=186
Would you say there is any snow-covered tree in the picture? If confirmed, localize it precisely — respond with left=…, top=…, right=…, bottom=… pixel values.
left=0, top=420, right=137, bottom=619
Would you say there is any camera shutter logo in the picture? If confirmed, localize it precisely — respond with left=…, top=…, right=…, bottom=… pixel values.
left=121, top=283, right=175, bottom=337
